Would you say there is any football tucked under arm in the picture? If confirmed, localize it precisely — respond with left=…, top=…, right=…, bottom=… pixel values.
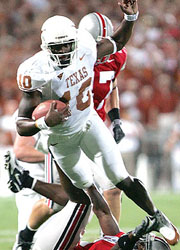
left=32, top=100, right=67, bottom=120
left=32, top=100, right=71, bottom=129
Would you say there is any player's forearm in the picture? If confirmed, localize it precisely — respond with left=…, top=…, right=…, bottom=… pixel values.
left=87, top=185, right=111, bottom=215
left=56, top=166, right=91, bottom=205
left=87, top=185, right=120, bottom=235
left=16, top=119, right=40, bottom=136
left=33, top=180, right=68, bottom=206
left=108, top=88, right=119, bottom=111
left=15, top=147, right=44, bottom=163
left=112, top=0, right=139, bottom=50
left=16, top=154, right=44, bottom=163
left=97, top=15, right=137, bottom=66
left=112, top=19, right=135, bottom=50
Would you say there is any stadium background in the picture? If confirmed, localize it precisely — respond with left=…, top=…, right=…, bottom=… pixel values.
left=0, top=0, right=180, bottom=249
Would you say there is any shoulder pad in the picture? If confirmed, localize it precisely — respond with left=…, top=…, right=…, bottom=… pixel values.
left=78, top=29, right=97, bottom=57
left=17, top=52, right=52, bottom=92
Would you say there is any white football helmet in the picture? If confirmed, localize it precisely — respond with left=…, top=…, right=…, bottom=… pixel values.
left=41, top=15, right=78, bottom=67
left=78, top=12, right=113, bottom=63
left=79, top=12, right=113, bottom=42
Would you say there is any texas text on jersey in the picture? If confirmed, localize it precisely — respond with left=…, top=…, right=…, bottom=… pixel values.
left=17, top=29, right=97, bottom=136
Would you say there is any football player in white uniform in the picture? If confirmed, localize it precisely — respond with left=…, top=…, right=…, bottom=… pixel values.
left=14, top=0, right=179, bottom=246
left=12, top=12, right=125, bottom=249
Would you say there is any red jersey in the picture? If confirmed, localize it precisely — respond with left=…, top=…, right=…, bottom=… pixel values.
left=75, top=232, right=124, bottom=250
left=93, top=48, right=127, bottom=121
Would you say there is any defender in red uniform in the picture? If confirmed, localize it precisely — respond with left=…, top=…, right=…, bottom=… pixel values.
left=93, top=48, right=127, bottom=122
left=79, top=12, right=126, bottom=223
left=79, top=12, right=126, bottom=141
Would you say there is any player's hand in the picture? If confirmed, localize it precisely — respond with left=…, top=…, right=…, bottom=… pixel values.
left=112, top=119, right=125, bottom=143
left=116, top=218, right=150, bottom=250
left=4, top=151, right=35, bottom=193
left=131, top=216, right=151, bottom=238
left=45, top=102, right=71, bottom=127
left=118, top=0, right=138, bottom=15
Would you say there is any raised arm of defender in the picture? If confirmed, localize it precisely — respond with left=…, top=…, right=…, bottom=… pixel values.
left=97, top=0, right=138, bottom=59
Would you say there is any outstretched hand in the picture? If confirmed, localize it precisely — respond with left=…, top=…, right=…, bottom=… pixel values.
left=112, top=217, right=151, bottom=250
left=45, top=101, right=71, bottom=127
left=118, top=0, right=138, bottom=15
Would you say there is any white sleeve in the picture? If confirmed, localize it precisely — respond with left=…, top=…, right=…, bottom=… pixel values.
left=17, top=64, right=47, bottom=92
left=16, top=53, right=51, bottom=92
left=106, top=36, right=117, bottom=54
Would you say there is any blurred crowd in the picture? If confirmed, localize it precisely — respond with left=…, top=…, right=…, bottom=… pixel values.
left=0, top=0, right=180, bottom=191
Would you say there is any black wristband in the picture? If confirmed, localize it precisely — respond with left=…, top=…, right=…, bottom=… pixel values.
left=108, top=108, right=120, bottom=122
left=22, top=171, right=34, bottom=188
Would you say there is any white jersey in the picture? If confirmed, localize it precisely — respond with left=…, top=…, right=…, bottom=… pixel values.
left=17, top=29, right=129, bottom=190
left=17, top=30, right=97, bottom=135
